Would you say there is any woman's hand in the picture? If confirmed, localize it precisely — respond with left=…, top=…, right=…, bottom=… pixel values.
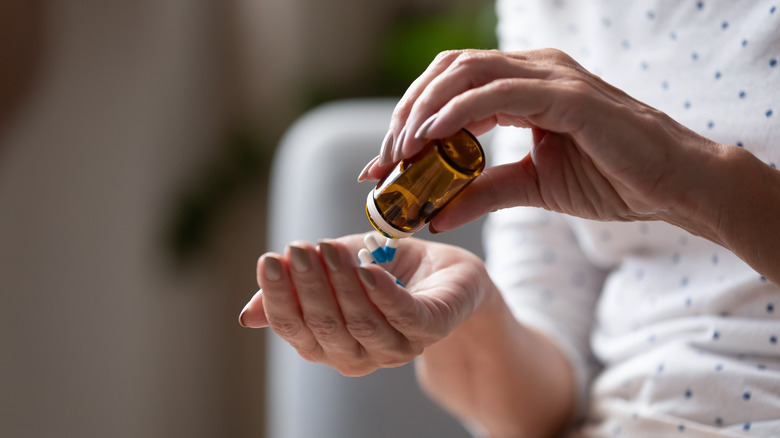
left=359, top=48, right=727, bottom=236
left=239, top=234, right=490, bottom=376
left=358, top=48, right=780, bottom=284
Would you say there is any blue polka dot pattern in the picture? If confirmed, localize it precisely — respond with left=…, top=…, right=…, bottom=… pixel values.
left=492, top=1, right=780, bottom=435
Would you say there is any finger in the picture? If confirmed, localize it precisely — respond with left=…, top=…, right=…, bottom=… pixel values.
left=389, top=50, right=464, bottom=133
left=239, top=289, right=268, bottom=328
left=383, top=50, right=466, bottom=164
left=401, top=52, right=552, bottom=159
left=286, top=242, right=361, bottom=357
left=260, top=253, right=323, bottom=361
left=364, top=159, right=397, bottom=183
left=357, top=154, right=380, bottom=182
left=317, top=241, right=409, bottom=358
left=422, top=77, right=583, bottom=141
left=357, top=265, right=427, bottom=348
left=429, top=155, right=543, bottom=233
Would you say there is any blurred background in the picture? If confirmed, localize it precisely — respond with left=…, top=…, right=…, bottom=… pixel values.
left=0, top=0, right=495, bottom=436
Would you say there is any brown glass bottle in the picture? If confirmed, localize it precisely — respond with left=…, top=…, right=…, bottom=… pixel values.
left=365, top=129, right=485, bottom=239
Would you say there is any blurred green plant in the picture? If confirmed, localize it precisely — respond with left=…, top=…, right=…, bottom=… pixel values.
left=305, top=1, right=497, bottom=105
left=377, top=2, right=497, bottom=94
left=166, top=126, right=272, bottom=263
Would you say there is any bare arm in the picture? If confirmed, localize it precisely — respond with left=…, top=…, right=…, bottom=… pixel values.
left=416, top=281, right=576, bottom=438
left=670, top=144, right=780, bottom=285
left=239, top=234, right=576, bottom=436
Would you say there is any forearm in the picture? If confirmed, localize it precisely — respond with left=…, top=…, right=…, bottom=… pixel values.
left=415, top=281, right=576, bottom=438
left=669, top=144, right=780, bottom=285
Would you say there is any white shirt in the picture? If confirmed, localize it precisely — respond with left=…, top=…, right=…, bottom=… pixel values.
left=486, top=1, right=780, bottom=436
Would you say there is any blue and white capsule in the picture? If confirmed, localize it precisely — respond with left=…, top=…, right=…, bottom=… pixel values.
left=383, top=238, right=398, bottom=262
left=358, top=248, right=377, bottom=266
left=363, top=234, right=387, bottom=263
left=357, top=248, right=404, bottom=287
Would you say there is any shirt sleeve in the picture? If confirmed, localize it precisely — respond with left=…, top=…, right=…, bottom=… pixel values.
left=482, top=128, right=606, bottom=420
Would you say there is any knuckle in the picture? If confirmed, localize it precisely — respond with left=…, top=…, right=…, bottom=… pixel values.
left=542, top=47, right=567, bottom=58
left=537, top=47, right=576, bottom=65
left=434, top=49, right=465, bottom=64
left=450, top=50, right=488, bottom=70
left=294, top=345, right=321, bottom=363
left=385, top=311, right=418, bottom=332
left=270, top=318, right=304, bottom=339
left=488, top=78, right=518, bottom=94
left=344, top=315, right=382, bottom=338
left=304, top=314, right=342, bottom=337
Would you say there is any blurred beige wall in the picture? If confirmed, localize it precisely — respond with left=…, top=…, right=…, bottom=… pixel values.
left=0, top=1, right=458, bottom=437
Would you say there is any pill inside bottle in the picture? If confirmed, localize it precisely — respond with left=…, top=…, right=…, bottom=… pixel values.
left=365, top=129, right=485, bottom=239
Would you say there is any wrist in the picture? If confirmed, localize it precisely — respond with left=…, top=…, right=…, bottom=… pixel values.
left=665, top=143, right=780, bottom=284
left=660, top=140, right=731, bottom=244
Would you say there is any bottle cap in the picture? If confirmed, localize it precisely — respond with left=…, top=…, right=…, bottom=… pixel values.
left=365, top=190, right=415, bottom=239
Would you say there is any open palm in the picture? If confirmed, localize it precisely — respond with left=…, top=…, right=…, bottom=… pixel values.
left=240, top=233, right=489, bottom=376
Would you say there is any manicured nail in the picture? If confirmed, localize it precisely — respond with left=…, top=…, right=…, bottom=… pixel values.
left=263, top=255, right=283, bottom=281
left=415, top=114, right=438, bottom=139
left=357, top=155, right=380, bottom=182
left=318, top=241, right=340, bottom=271
left=288, top=245, right=310, bottom=272
left=393, top=127, right=407, bottom=163
left=378, top=129, right=394, bottom=166
left=238, top=304, right=249, bottom=327
left=356, top=267, right=376, bottom=290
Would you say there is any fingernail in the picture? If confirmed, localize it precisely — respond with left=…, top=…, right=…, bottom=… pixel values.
left=428, top=222, right=440, bottom=234
left=357, top=155, right=380, bottom=182
left=356, top=267, right=376, bottom=290
left=415, top=114, right=438, bottom=139
left=379, top=129, right=394, bottom=166
left=393, top=127, right=407, bottom=163
left=288, top=245, right=310, bottom=272
left=263, top=255, right=283, bottom=281
left=318, top=241, right=340, bottom=271
left=238, top=304, right=249, bottom=327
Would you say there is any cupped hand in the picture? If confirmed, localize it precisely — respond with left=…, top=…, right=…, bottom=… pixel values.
left=359, top=49, right=726, bottom=234
left=239, top=233, right=490, bottom=376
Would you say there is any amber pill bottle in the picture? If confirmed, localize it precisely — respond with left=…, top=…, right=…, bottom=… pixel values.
left=365, top=129, right=485, bottom=239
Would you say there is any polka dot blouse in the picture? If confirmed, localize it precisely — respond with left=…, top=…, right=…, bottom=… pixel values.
left=486, top=1, right=780, bottom=436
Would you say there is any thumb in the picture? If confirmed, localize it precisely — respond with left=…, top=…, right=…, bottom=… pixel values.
left=429, top=153, right=543, bottom=233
